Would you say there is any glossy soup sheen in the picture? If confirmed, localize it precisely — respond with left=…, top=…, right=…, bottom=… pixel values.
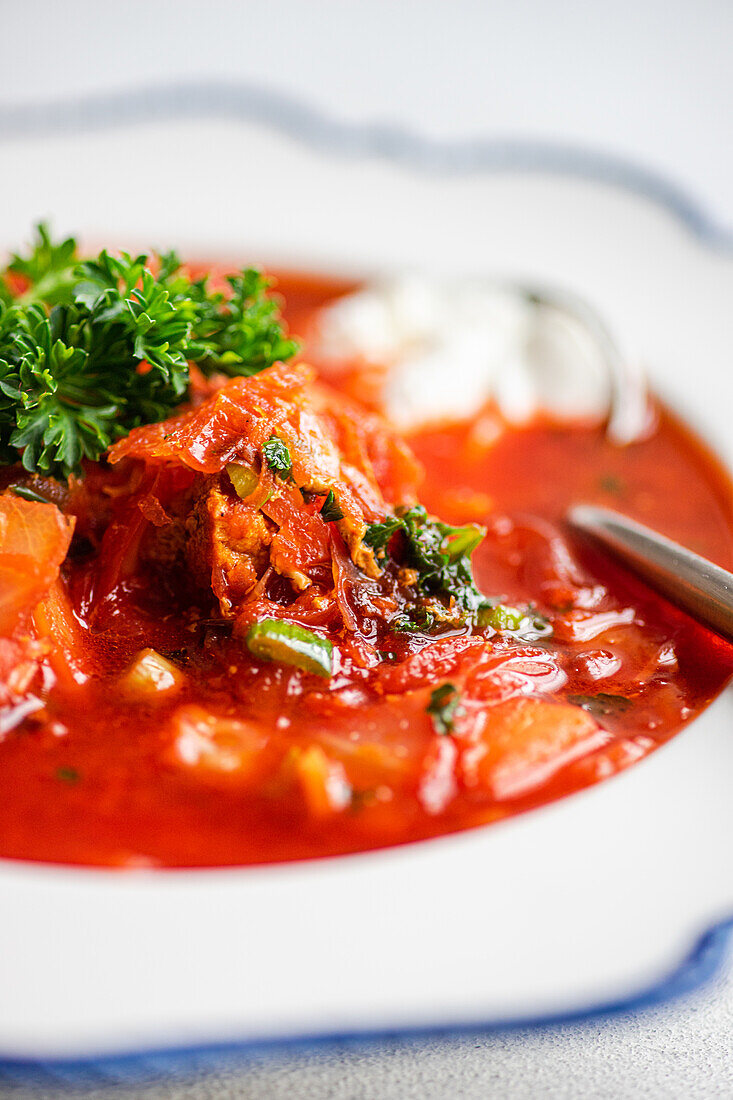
left=0, top=272, right=732, bottom=868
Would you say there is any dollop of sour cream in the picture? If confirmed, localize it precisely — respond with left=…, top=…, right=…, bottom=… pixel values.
left=312, top=276, right=651, bottom=441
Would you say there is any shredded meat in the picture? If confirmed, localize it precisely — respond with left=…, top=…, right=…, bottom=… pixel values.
left=186, top=479, right=275, bottom=616
left=109, top=363, right=423, bottom=621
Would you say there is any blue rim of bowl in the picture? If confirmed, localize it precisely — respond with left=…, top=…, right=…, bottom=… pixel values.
left=1, top=79, right=732, bottom=251
left=0, top=79, right=731, bottom=1077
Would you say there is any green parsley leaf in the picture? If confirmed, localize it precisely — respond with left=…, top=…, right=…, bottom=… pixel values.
left=392, top=606, right=435, bottom=633
left=7, top=223, right=79, bottom=307
left=319, top=489, right=343, bottom=522
left=183, top=268, right=299, bottom=377
left=427, top=683, right=462, bottom=735
left=262, top=436, right=292, bottom=478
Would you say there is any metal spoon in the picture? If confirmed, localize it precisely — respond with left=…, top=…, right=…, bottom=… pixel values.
left=567, top=505, right=733, bottom=643
left=509, top=283, right=654, bottom=445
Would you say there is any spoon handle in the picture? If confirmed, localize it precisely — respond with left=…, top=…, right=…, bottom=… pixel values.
left=566, top=505, right=733, bottom=643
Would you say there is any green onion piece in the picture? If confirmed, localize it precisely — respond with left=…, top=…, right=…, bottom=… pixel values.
left=480, top=603, right=553, bottom=640
left=226, top=462, right=259, bottom=500
left=8, top=483, right=49, bottom=503
left=443, top=524, right=485, bottom=562
left=483, top=604, right=525, bottom=631
left=246, top=619, right=333, bottom=678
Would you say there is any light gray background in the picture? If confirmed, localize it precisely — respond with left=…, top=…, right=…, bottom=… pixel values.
left=1, top=2, right=732, bottom=1096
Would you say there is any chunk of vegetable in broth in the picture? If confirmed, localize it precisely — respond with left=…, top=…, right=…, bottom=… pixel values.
left=122, top=648, right=186, bottom=699
left=464, top=698, right=607, bottom=800
left=226, top=462, right=259, bottom=500
left=0, top=496, right=74, bottom=634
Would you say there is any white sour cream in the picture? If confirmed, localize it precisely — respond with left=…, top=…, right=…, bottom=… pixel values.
left=312, top=275, right=651, bottom=442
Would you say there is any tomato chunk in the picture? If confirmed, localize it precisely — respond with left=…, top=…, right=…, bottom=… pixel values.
left=464, top=698, right=607, bottom=800
left=0, top=496, right=74, bottom=636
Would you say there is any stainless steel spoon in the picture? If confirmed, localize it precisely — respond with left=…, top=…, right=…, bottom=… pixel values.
left=509, top=283, right=654, bottom=445
left=567, top=505, right=733, bottom=643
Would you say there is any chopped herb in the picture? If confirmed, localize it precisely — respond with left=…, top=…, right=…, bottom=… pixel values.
left=246, top=619, right=333, bottom=678
left=567, top=692, right=632, bottom=717
left=262, top=436, right=292, bottom=479
left=392, top=607, right=435, bottom=633
left=8, top=483, right=48, bottom=503
left=599, top=473, right=625, bottom=495
left=0, top=224, right=298, bottom=479
left=364, top=505, right=488, bottom=625
left=363, top=513, right=408, bottom=555
left=56, top=766, right=80, bottom=784
left=319, top=489, right=343, bottom=522
left=481, top=603, right=553, bottom=641
left=350, top=788, right=377, bottom=813
left=427, top=683, right=462, bottom=735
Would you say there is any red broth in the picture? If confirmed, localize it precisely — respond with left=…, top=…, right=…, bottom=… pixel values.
left=0, top=272, right=731, bottom=868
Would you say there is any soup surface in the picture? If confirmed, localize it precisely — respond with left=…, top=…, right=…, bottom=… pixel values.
left=0, top=268, right=731, bottom=867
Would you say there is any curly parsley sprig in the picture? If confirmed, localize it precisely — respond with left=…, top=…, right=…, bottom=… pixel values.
left=0, top=224, right=299, bottom=478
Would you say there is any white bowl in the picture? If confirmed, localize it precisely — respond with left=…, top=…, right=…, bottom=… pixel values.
left=0, top=94, right=732, bottom=1063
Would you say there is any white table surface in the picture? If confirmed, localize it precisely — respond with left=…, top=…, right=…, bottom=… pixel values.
left=1, top=2, right=732, bottom=1094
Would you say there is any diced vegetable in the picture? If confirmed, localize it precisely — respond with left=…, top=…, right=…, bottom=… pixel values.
left=246, top=619, right=333, bottom=678
left=0, top=496, right=74, bottom=636
left=465, top=698, right=607, bottom=800
left=122, top=648, right=186, bottom=698
left=8, top=483, right=48, bottom=503
left=317, top=730, right=414, bottom=786
left=226, top=461, right=259, bottom=500
left=296, top=745, right=351, bottom=817
left=34, top=578, right=92, bottom=688
left=171, top=705, right=266, bottom=778
left=483, top=605, right=524, bottom=631
left=481, top=603, right=553, bottom=641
